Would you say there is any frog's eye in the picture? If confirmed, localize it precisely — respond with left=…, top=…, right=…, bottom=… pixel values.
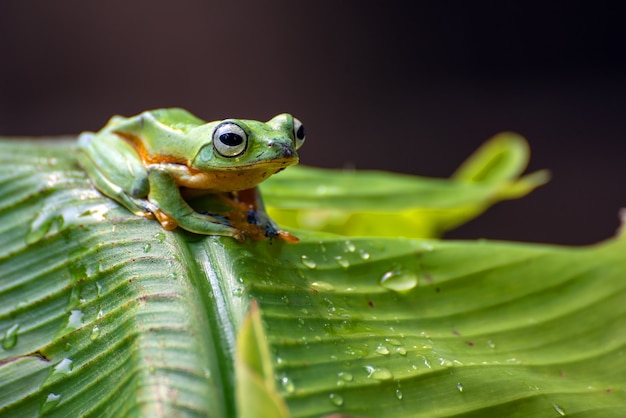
left=293, top=117, right=306, bottom=150
left=213, top=122, right=248, bottom=157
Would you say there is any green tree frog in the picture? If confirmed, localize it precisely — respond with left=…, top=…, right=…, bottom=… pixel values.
left=76, top=108, right=305, bottom=242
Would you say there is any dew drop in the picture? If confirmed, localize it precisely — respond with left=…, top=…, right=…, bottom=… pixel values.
left=15, top=300, right=28, bottom=309
left=67, top=310, right=84, bottom=330
left=344, top=240, right=356, bottom=253
left=280, top=376, right=295, bottom=394
left=52, top=358, right=73, bottom=376
left=358, top=249, right=370, bottom=260
left=232, top=287, right=244, bottom=297
left=300, top=255, right=317, bottom=269
left=487, top=339, right=496, bottom=349
left=375, top=344, right=390, bottom=355
left=385, top=337, right=402, bottom=346
left=311, top=281, right=335, bottom=292
left=396, top=346, right=407, bottom=356
left=365, top=365, right=393, bottom=381
left=72, top=291, right=89, bottom=314
left=90, top=325, right=101, bottom=341
left=553, top=404, right=566, bottom=416
left=2, top=324, right=20, bottom=350
left=329, top=392, right=344, bottom=406
left=338, top=371, right=353, bottom=382
left=143, top=243, right=152, bottom=253
left=154, top=232, right=165, bottom=243
left=440, top=358, right=453, bottom=367
left=456, top=382, right=464, bottom=392
left=95, top=282, right=103, bottom=297
left=334, top=256, right=350, bottom=268
left=40, top=393, right=62, bottom=414
left=395, top=388, right=403, bottom=400
left=379, top=270, right=418, bottom=293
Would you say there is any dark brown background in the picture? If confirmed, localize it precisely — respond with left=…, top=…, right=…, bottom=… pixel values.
left=1, top=1, right=625, bottom=245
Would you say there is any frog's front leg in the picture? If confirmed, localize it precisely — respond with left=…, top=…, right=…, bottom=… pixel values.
left=146, top=166, right=244, bottom=239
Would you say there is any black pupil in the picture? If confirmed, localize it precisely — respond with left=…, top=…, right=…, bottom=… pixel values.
left=219, top=132, right=243, bottom=147
left=296, top=125, right=306, bottom=140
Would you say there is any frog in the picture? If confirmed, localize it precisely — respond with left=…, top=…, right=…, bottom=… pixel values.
left=76, top=108, right=305, bottom=242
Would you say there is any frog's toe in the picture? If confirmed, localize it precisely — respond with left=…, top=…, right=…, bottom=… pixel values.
left=247, top=209, right=259, bottom=225
left=152, top=209, right=178, bottom=231
left=277, top=230, right=299, bottom=243
left=232, top=230, right=247, bottom=241
left=264, top=222, right=279, bottom=237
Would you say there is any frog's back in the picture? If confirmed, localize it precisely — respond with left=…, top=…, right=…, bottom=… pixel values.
left=147, top=108, right=206, bottom=132
left=104, top=108, right=204, bottom=133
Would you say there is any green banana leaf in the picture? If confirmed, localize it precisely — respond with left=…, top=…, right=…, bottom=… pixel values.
left=1, top=136, right=624, bottom=418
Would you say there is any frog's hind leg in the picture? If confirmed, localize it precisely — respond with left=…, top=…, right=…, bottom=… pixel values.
left=77, top=132, right=153, bottom=218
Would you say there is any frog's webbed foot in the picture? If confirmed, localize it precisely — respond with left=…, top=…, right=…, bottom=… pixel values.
left=231, top=206, right=298, bottom=242
left=223, top=189, right=299, bottom=242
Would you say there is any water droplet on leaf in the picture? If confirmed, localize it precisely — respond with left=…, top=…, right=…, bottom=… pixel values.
left=338, top=371, right=353, bottom=382
left=365, top=365, right=393, bottom=380
left=90, top=325, right=101, bottom=340
left=2, top=324, right=20, bottom=350
left=52, top=358, right=73, bottom=376
left=300, top=255, right=317, bottom=269
left=553, top=404, right=566, bottom=416
left=329, top=392, right=344, bottom=406
left=311, top=281, right=335, bottom=292
left=395, top=388, right=403, bottom=400
left=334, top=256, right=350, bottom=268
left=379, top=270, right=418, bottom=293
left=67, top=310, right=84, bottom=330
left=280, top=376, right=295, bottom=393
left=376, top=344, right=390, bottom=355
left=40, top=393, right=62, bottom=414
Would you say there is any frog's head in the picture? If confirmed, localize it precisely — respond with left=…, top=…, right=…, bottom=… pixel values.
left=190, top=113, right=305, bottom=190
left=193, top=114, right=305, bottom=170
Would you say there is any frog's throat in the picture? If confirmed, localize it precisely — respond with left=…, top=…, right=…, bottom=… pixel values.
left=175, top=160, right=296, bottom=192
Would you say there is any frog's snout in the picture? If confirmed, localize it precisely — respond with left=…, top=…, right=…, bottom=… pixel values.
left=268, top=141, right=296, bottom=159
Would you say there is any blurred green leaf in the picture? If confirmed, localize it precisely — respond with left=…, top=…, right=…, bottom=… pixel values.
left=262, top=133, right=549, bottom=238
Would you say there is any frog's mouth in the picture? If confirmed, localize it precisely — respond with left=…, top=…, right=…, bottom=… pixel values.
left=178, top=157, right=298, bottom=192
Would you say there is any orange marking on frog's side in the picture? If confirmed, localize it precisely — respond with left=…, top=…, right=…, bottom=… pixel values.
left=116, top=132, right=188, bottom=166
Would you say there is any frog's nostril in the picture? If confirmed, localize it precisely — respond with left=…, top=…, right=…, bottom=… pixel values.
left=281, top=144, right=294, bottom=158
